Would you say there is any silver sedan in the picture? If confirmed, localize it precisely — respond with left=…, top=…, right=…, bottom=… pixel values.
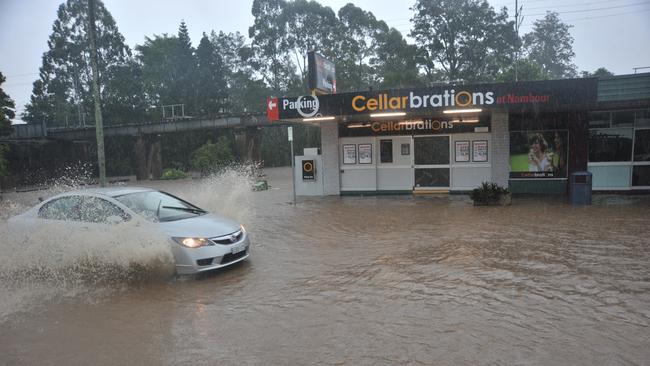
left=8, top=187, right=251, bottom=275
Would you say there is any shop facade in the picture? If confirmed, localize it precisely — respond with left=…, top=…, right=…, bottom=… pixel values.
left=268, top=73, right=650, bottom=195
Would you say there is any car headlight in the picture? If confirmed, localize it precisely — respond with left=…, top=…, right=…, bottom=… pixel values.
left=172, top=237, right=208, bottom=248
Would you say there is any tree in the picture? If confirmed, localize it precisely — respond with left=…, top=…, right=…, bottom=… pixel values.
left=334, top=3, right=387, bottom=91
left=211, top=31, right=269, bottom=113
left=0, top=72, right=15, bottom=137
left=523, top=12, right=577, bottom=79
left=23, top=0, right=133, bottom=126
left=372, top=28, right=422, bottom=89
left=195, top=33, right=228, bottom=115
left=249, top=0, right=301, bottom=94
left=410, top=0, right=518, bottom=82
left=0, top=71, right=14, bottom=179
left=581, top=67, right=614, bottom=78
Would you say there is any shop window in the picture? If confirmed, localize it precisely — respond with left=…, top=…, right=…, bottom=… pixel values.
left=588, top=128, right=633, bottom=162
left=636, top=110, right=650, bottom=128
left=414, top=137, right=449, bottom=165
left=611, top=110, right=635, bottom=127
left=634, top=130, right=650, bottom=162
left=588, top=112, right=610, bottom=128
left=632, top=166, right=650, bottom=186
left=380, top=140, right=393, bottom=163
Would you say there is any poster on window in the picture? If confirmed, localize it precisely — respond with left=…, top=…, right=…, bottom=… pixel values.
left=358, top=144, right=372, bottom=164
left=455, top=141, right=470, bottom=162
left=472, top=140, right=488, bottom=162
left=343, top=144, right=356, bottom=164
left=509, top=131, right=568, bottom=178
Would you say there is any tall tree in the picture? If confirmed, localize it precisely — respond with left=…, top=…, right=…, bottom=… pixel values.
left=23, top=0, right=132, bottom=126
left=334, top=3, right=387, bottom=91
left=195, top=33, right=228, bottom=115
left=523, top=12, right=577, bottom=79
left=211, top=31, right=269, bottom=113
left=0, top=72, right=15, bottom=137
left=249, top=0, right=301, bottom=94
left=410, top=0, right=518, bottom=82
left=372, top=28, right=422, bottom=89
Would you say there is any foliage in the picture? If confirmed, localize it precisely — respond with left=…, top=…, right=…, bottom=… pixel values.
left=470, top=182, right=510, bottom=205
left=0, top=144, right=9, bottom=178
left=23, top=0, right=134, bottom=127
left=0, top=71, right=15, bottom=137
left=523, top=12, right=577, bottom=79
left=161, top=168, right=187, bottom=180
left=581, top=68, right=614, bottom=78
left=410, top=0, right=518, bottom=82
left=190, top=137, right=235, bottom=173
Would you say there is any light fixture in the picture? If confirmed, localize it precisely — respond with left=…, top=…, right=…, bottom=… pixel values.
left=456, top=119, right=479, bottom=123
left=302, top=116, right=336, bottom=122
left=347, top=123, right=370, bottom=128
left=443, top=108, right=482, bottom=114
left=369, top=112, right=407, bottom=118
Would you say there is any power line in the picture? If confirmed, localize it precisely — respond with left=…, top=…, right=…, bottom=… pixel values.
left=521, top=1, right=650, bottom=17
left=522, top=6, right=650, bottom=26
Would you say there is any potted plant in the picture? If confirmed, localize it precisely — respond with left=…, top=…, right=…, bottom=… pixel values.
left=470, top=182, right=511, bottom=206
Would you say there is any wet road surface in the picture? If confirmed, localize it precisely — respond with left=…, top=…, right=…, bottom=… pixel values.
left=1, top=167, right=649, bottom=365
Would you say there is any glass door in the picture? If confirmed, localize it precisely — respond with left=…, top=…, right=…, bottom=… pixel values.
left=413, top=136, right=450, bottom=189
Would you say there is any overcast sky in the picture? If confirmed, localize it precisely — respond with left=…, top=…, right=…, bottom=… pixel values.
left=1, top=0, right=649, bottom=120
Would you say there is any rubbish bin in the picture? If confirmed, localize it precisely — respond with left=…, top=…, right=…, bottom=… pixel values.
left=569, top=171, right=592, bottom=205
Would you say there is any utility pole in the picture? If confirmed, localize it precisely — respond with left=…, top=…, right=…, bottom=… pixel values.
left=514, top=0, right=524, bottom=82
left=88, top=0, right=107, bottom=187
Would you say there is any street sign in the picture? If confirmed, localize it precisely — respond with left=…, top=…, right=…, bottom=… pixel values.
left=302, top=160, right=315, bottom=180
left=267, top=97, right=279, bottom=121
left=288, top=126, right=293, bottom=141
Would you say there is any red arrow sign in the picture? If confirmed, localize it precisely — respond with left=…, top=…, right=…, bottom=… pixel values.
left=267, top=97, right=279, bottom=121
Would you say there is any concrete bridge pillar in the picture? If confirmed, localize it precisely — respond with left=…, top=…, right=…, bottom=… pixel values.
left=244, top=126, right=261, bottom=163
left=135, top=134, right=162, bottom=180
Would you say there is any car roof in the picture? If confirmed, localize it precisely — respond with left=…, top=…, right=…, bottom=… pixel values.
left=53, top=186, right=156, bottom=199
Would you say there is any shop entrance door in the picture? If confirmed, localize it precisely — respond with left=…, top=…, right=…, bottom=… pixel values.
left=413, top=136, right=450, bottom=189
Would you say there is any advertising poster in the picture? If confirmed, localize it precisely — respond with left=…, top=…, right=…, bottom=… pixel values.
left=358, top=144, right=372, bottom=164
left=472, top=140, right=488, bottom=162
left=455, top=141, right=470, bottom=162
left=510, top=131, right=568, bottom=178
left=343, top=144, right=356, bottom=164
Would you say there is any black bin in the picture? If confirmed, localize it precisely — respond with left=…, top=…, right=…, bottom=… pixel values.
left=569, top=171, right=592, bottom=205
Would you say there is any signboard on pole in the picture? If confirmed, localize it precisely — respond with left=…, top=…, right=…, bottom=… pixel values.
left=308, top=51, right=336, bottom=94
left=288, top=126, right=293, bottom=141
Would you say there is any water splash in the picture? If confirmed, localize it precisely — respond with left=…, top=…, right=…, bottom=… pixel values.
left=0, top=162, right=260, bottom=322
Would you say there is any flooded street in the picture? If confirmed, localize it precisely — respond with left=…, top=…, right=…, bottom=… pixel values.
left=1, top=167, right=649, bottom=365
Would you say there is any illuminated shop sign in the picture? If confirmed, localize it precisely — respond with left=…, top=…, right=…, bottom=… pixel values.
left=340, top=117, right=491, bottom=137
left=274, top=78, right=597, bottom=120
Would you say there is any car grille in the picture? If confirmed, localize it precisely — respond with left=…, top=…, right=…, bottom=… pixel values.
left=210, top=230, right=243, bottom=245
left=220, top=249, right=247, bottom=264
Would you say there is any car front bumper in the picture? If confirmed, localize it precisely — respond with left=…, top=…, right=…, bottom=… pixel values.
left=171, top=233, right=251, bottom=275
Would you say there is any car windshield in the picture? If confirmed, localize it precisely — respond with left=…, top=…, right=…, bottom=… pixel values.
left=115, top=191, right=206, bottom=222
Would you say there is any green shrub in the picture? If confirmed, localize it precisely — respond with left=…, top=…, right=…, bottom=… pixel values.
left=190, top=137, right=234, bottom=173
left=161, top=168, right=187, bottom=180
left=470, top=182, right=510, bottom=205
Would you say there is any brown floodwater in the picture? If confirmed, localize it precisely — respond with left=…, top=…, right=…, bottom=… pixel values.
left=1, top=167, right=649, bottom=365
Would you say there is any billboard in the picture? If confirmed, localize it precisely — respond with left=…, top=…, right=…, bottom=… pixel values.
left=510, top=131, right=568, bottom=178
left=308, top=51, right=336, bottom=94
